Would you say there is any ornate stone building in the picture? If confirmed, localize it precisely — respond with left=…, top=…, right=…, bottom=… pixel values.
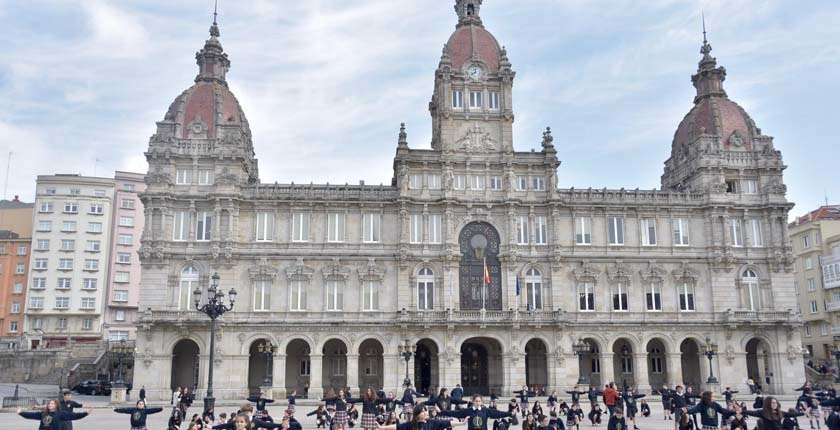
left=135, top=0, right=804, bottom=401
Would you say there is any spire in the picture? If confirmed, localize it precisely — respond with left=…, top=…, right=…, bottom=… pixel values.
left=455, top=0, right=483, bottom=27
left=690, top=13, right=726, bottom=103
left=195, top=0, right=230, bottom=85
left=397, top=123, right=409, bottom=149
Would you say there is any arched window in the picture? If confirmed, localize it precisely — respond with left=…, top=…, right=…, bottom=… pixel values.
left=590, top=345, right=601, bottom=373
left=418, top=268, right=434, bottom=310
left=179, top=266, right=199, bottom=311
left=467, top=4, right=475, bottom=16
left=743, top=269, right=760, bottom=311
left=525, top=268, right=542, bottom=310
left=649, top=347, right=663, bottom=373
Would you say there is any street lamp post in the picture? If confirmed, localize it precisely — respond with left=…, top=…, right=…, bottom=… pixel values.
left=703, top=337, right=719, bottom=384
left=193, top=272, right=237, bottom=414
left=572, top=338, right=590, bottom=385
left=112, top=339, right=132, bottom=387
left=397, top=339, right=416, bottom=388
left=258, top=341, right=278, bottom=386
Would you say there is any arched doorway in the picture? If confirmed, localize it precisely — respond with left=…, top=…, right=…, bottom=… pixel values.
left=323, top=339, right=348, bottom=393
left=358, top=339, right=384, bottom=392
left=414, top=339, right=439, bottom=395
left=646, top=339, right=668, bottom=388
left=612, top=339, right=635, bottom=389
left=680, top=339, right=702, bottom=389
left=285, top=339, right=311, bottom=397
left=580, top=338, right=602, bottom=387
left=171, top=339, right=200, bottom=390
left=746, top=338, right=773, bottom=393
left=461, top=337, right=503, bottom=395
left=458, top=222, right=502, bottom=310
left=248, top=339, right=272, bottom=396
left=525, top=339, right=548, bottom=390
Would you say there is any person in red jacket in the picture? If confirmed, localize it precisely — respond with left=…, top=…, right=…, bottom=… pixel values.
left=603, top=384, right=619, bottom=418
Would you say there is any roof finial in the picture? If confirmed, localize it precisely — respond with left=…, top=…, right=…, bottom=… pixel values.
left=702, top=11, right=707, bottom=44
left=209, top=0, right=220, bottom=37
left=699, top=12, right=713, bottom=61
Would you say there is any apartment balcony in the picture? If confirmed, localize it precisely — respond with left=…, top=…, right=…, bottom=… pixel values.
left=827, top=302, right=840, bottom=312
left=822, top=254, right=840, bottom=290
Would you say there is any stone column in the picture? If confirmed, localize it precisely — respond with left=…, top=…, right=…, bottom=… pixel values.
left=347, top=353, right=360, bottom=395
left=667, top=353, right=683, bottom=387
left=508, top=351, right=527, bottom=395
left=442, top=349, right=461, bottom=391
left=633, top=353, right=651, bottom=393
left=309, top=354, right=324, bottom=398
left=600, top=352, right=615, bottom=386
left=383, top=353, right=400, bottom=394
left=273, top=353, right=287, bottom=398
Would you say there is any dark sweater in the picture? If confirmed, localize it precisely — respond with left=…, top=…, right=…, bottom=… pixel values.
left=686, top=402, right=733, bottom=427
left=743, top=410, right=804, bottom=430
left=606, top=415, right=626, bottom=430
left=440, top=407, right=512, bottom=430
left=396, top=419, right=454, bottom=430
left=247, top=396, right=276, bottom=411
left=18, top=411, right=88, bottom=430
left=114, top=407, right=164, bottom=427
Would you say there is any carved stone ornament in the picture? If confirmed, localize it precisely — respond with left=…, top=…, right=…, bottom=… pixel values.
left=249, top=259, right=278, bottom=281
left=725, top=345, right=735, bottom=364
left=214, top=348, right=223, bottom=365
left=606, top=261, right=632, bottom=282
left=572, top=261, right=600, bottom=282
left=787, top=344, right=803, bottom=362
left=456, top=124, right=497, bottom=152
left=141, top=348, right=153, bottom=368
left=215, top=167, right=239, bottom=186
left=639, top=261, right=667, bottom=283
left=728, top=131, right=745, bottom=147
left=321, top=258, right=351, bottom=281
left=146, top=167, right=172, bottom=186
left=672, top=262, right=699, bottom=283
left=238, top=333, right=247, bottom=344
left=357, top=258, right=386, bottom=281
left=285, top=258, right=315, bottom=281
left=187, top=115, right=209, bottom=139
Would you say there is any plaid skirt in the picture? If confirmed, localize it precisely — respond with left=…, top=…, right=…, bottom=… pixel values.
left=255, top=409, right=269, bottom=419
left=335, top=410, right=348, bottom=425
left=702, top=426, right=717, bottom=430
left=288, top=404, right=296, bottom=413
left=361, top=413, right=377, bottom=430
left=811, top=409, right=821, bottom=418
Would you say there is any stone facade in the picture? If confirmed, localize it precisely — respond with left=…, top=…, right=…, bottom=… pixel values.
left=134, top=0, right=804, bottom=402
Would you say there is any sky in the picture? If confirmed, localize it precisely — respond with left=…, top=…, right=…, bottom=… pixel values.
left=0, top=0, right=838, bottom=219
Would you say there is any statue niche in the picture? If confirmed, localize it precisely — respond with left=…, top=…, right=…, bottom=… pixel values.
left=458, top=222, right=502, bottom=310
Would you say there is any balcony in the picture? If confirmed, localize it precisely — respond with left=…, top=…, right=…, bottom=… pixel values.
left=822, top=254, right=840, bottom=290
left=827, top=302, right=840, bottom=312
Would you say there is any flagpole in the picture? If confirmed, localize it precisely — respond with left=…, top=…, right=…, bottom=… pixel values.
left=482, top=257, right=486, bottom=311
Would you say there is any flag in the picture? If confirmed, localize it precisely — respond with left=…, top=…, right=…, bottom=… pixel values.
left=483, top=258, right=491, bottom=285
left=516, top=277, right=521, bottom=296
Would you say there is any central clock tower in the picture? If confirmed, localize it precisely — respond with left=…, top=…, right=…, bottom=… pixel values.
left=429, top=0, right=515, bottom=154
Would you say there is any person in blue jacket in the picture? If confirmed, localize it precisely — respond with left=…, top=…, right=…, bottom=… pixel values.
left=114, top=399, right=164, bottom=429
left=684, top=391, right=735, bottom=430
left=379, top=404, right=468, bottom=430
left=17, top=400, right=90, bottom=430
left=439, top=395, right=513, bottom=430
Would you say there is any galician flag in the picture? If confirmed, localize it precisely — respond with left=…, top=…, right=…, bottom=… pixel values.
left=483, top=257, right=491, bottom=285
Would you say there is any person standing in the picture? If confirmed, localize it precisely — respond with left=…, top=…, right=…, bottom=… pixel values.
left=452, top=385, right=464, bottom=410
left=139, top=386, right=146, bottom=402
left=684, top=391, right=734, bottom=430
left=114, top=399, right=164, bottom=429
left=658, top=385, right=673, bottom=421
left=514, top=386, right=536, bottom=418
left=439, top=395, right=513, bottom=430
left=172, top=386, right=181, bottom=408
left=620, top=387, right=645, bottom=430
left=670, top=386, right=688, bottom=430
left=17, top=400, right=90, bottom=430
left=59, top=391, right=83, bottom=430
left=602, top=384, right=618, bottom=418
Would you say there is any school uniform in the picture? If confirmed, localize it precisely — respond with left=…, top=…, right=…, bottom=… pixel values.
left=18, top=410, right=88, bottom=430
left=588, top=407, right=603, bottom=425
left=114, top=407, right=164, bottom=430
left=58, top=399, right=82, bottom=430
left=399, top=391, right=423, bottom=415
left=566, top=391, right=585, bottom=405
left=670, top=391, right=688, bottom=423
left=724, top=390, right=739, bottom=405
left=394, top=419, right=457, bottom=430
left=743, top=410, right=805, bottom=430
left=827, top=411, right=840, bottom=430
left=514, top=390, right=536, bottom=417
left=287, top=395, right=297, bottom=413
left=589, top=390, right=604, bottom=406
left=348, top=396, right=388, bottom=430
left=686, top=401, right=735, bottom=430
left=659, top=390, right=672, bottom=415
left=567, top=408, right=584, bottom=429
left=620, top=393, right=645, bottom=419
left=247, top=396, right=276, bottom=420
left=324, top=396, right=351, bottom=426
left=729, top=415, right=748, bottom=430
left=640, top=403, right=650, bottom=417
left=606, top=415, right=626, bottom=430
left=440, top=406, right=513, bottom=430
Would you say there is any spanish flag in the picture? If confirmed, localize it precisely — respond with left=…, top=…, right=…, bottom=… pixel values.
left=483, top=257, right=491, bottom=285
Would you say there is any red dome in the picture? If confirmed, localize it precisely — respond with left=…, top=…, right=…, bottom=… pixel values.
left=673, top=94, right=758, bottom=151
left=446, top=25, right=502, bottom=73
left=163, top=81, right=251, bottom=140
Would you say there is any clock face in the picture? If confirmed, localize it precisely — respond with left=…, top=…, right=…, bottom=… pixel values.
left=468, top=65, right=483, bottom=79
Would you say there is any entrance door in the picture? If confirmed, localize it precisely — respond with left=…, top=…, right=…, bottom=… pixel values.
left=461, top=342, right=488, bottom=395
left=458, top=222, right=502, bottom=310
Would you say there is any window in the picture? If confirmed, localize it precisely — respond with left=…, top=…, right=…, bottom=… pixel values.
left=591, top=346, right=601, bottom=373
left=121, top=199, right=135, bottom=209
left=803, top=235, right=811, bottom=249
left=87, top=222, right=103, bottom=233
left=469, top=91, right=482, bottom=109
left=83, top=278, right=97, bottom=290
left=535, top=216, right=547, bottom=245
left=410, top=214, right=422, bottom=244
left=808, top=278, right=815, bottom=291
left=115, top=310, right=125, bottom=322
left=8, top=321, right=18, bottom=333
left=196, top=212, right=212, bottom=241
left=173, top=211, right=188, bottom=241
left=821, top=323, right=829, bottom=336
left=621, top=352, right=633, bottom=373
left=453, top=175, right=466, bottom=190
left=178, top=266, right=199, bottom=310
left=114, top=290, right=128, bottom=302
left=15, top=263, right=25, bottom=274
left=119, top=216, right=134, bottom=227
left=744, top=179, right=758, bottom=194
left=749, top=219, right=763, bottom=247
left=254, top=280, right=271, bottom=311
left=32, top=278, right=46, bottom=289
left=81, top=297, right=95, bottom=310
left=17, top=245, right=26, bottom=255
left=578, top=282, right=595, bottom=311
left=32, top=318, right=42, bottom=329
left=327, top=213, right=345, bottom=243
left=57, top=318, right=68, bottom=329
left=89, top=204, right=104, bottom=215
left=525, top=268, right=542, bottom=310
left=197, top=169, right=213, bottom=185
left=255, top=212, right=274, bottom=241
left=646, top=282, right=662, bottom=311
left=805, top=324, right=812, bottom=337
left=176, top=168, right=192, bottom=185
left=62, top=221, right=77, bottom=232
left=641, top=218, right=657, bottom=246
left=289, top=280, right=306, bottom=311
left=60, top=239, right=75, bottom=251
left=364, top=351, right=378, bottom=375
left=84, top=259, right=99, bottom=271
left=292, top=212, right=309, bottom=242
left=81, top=318, right=92, bottom=329
left=37, top=220, right=52, bottom=232
left=13, top=282, right=22, bottom=294
left=63, top=202, right=78, bottom=213
left=363, top=213, right=381, bottom=243
left=11, top=301, right=20, bottom=313
left=409, top=174, right=423, bottom=190
left=124, top=184, right=135, bottom=192
left=490, top=176, right=502, bottom=190
left=649, top=348, right=664, bottom=373
left=34, top=258, right=48, bottom=270
left=725, top=179, right=737, bottom=193
left=35, top=239, right=48, bottom=251
left=576, top=217, right=592, bottom=245
left=86, top=240, right=101, bottom=252
left=452, top=90, right=463, bottom=108
left=326, top=280, right=343, bottom=311
left=55, top=297, right=70, bottom=309
left=94, top=189, right=105, bottom=197
left=806, top=258, right=813, bottom=270
left=608, top=217, right=624, bottom=245
left=429, top=215, right=442, bottom=244
left=427, top=174, right=440, bottom=190
left=517, top=176, right=528, bottom=191
left=811, top=300, right=818, bottom=314
left=731, top=219, right=744, bottom=247
left=470, top=175, right=484, bottom=190
left=117, top=252, right=131, bottom=264
left=743, top=270, right=760, bottom=311
left=678, top=282, right=695, bottom=311
left=300, top=359, right=311, bottom=376
left=516, top=216, right=529, bottom=245
left=118, top=234, right=133, bottom=245
left=362, top=281, right=379, bottom=311
left=39, top=202, right=53, bottom=213
left=417, top=268, right=434, bottom=311
left=30, top=297, right=44, bottom=309
left=488, top=92, right=500, bottom=110
left=57, top=278, right=71, bottom=289
left=672, top=218, right=690, bottom=246
left=613, top=282, right=629, bottom=311
left=532, top=177, right=545, bottom=191
left=114, top=272, right=130, bottom=283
